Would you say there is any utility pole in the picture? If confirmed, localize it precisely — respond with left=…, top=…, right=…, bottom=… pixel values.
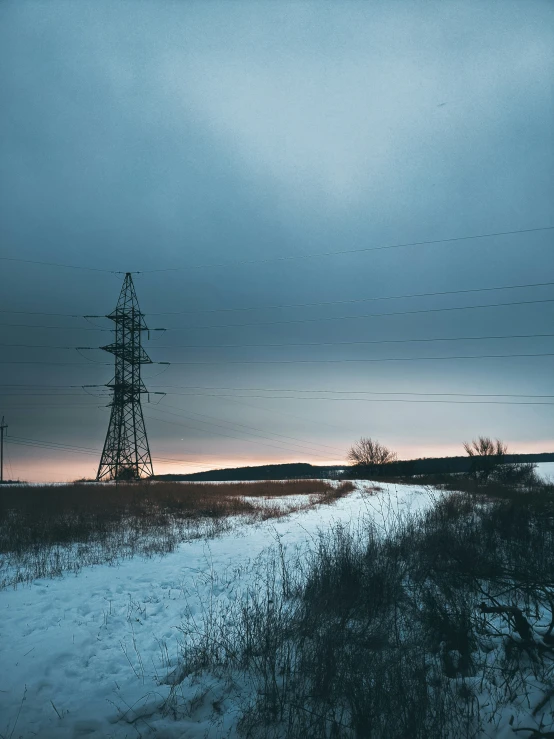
left=96, top=273, right=155, bottom=481
left=0, top=416, right=7, bottom=484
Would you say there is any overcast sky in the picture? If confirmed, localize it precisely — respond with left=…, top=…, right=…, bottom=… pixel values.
left=0, top=1, right=553, bottom=482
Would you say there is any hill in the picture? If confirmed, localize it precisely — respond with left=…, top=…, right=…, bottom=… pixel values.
left=154, top=462, right=344, bottom=481
left=153, top=453, right=554, bottom=481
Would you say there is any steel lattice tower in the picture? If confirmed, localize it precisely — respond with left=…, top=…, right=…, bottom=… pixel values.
left=97, top=273, right=154, bottom=481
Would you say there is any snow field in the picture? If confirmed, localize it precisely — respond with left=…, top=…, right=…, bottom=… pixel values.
left=0, top=482, right=432, bottom=739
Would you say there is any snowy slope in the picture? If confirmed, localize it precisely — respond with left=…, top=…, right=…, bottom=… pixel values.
left=0, top=482, right=431, bottom=739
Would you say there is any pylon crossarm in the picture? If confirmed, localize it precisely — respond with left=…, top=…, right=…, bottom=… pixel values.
left=100, top=344, right=153, bottom=364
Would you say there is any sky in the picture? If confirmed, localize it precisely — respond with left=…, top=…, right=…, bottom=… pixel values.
left=0, top=0, right=553, bottom=482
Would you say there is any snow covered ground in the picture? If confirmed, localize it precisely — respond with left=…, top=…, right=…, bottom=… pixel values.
left=0, top=482, right=431, bottom=739
left=536, top=461, right=554, bottom=482
left=1, top=480, right=551, bottom=738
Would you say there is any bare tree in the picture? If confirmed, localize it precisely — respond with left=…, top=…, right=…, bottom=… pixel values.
left=347, top=437, right=398, bottom=466
left=463, top=436, right=508, bottom=481
left=463, top=437, right=508, bottom=457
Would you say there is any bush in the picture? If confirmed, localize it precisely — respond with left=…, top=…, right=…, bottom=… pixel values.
left=463, top=437, right=508, bottom=481
left=488, top=462, right=539, bottom=486
left=347, top=438, right=397, bottom=466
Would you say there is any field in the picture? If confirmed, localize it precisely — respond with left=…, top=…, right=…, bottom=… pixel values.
left=0, top=479, right=355, bottom=589
left=0, top=477, right=553, bottom=738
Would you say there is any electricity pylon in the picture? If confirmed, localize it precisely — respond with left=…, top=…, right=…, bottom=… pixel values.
left=97, top=273, right=154, bottom=481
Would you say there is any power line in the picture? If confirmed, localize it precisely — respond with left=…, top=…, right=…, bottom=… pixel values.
left=4, top=393, right=551, bottom=409
left=1, top=226, right=551, bottom=276
left=0, top=299, right=552, bottom=335
left=18, top=384, right=549, bottom=403
left=155, top=352, right=554, bottom=366
left=206, top=391, right=358, bottom=436
left=147, top=406, right=339, bottom=458
left=0, top=393, right=101, bottom=397
left=100, top=332, right=554, bottom=350
left=0, top=361, right=112, bottom=365
left=6, top=351, right=549, bottom=366
left=145, top=225, right=554, bottom=273
left=2, top=279, right=553, bottom=320
left=0, top=384, right=98, bottom=388
left=0, top=323, right=110, bottom=331
left=157, top=298, right=554, bottom=331
left=7, top=435, right=213, bottom=468
left=1, top=382, right=351, bottom=442
left=199, top=392, right=352, bottom=438
left=0, top=311, right=86, bottom=318
left=9, top=436, right=102, bottom=456
left=0, top=360, right=167, bottom=366
left=155, top=401, right=344, bottom=455
left=144, top=407, right=341, bottom=459
left=0, top=404, right=108, bottom=409
left=146, top=280, right=554, bottom=316
left=0, top=345, right=90, bottom=349
left=2, top=383, right=553, bottom=398
left=0, top=393, right=111, bottom=401
left=1, top=331, right=553, bottom=352
left=149, top=392, right=554, bottom=406
left=153, top=385, right=554, bottom=399
left=9, top=441, right=204, bottom=468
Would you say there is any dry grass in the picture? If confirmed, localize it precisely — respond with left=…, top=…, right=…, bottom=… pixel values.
left=0, top=480, right=355, bottom=588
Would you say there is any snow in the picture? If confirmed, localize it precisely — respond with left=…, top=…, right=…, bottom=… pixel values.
left=0, top=480, right=550, bottom=738
left=0, top=481, right=431, bottom=739
left=535, top=461, right=554, bottom=482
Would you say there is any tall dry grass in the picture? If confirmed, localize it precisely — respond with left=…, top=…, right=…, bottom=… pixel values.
left=0, top=480, right=354, bottom=588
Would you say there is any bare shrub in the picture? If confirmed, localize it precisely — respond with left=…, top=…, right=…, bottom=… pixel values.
left=347, top=438, right=397, bottom=466
left=462, top=436, right=508, bottom=482
left=463, top=436, right=508, bottom=457
left=489, top=461, right=539, bottom=486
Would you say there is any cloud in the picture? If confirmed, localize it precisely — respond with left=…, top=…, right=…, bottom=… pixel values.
left=154, top=1, right=553, bottom=210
